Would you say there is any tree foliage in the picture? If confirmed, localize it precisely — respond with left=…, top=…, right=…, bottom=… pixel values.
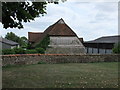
left=13, top=47, right=26, bottom=54
left=2, top=2, right=47, bottom=29
left=112, top=42, right=120, bottom=54
left=5, top=32, right=28, bottom=48
left=2, top=0, right=66, bottom=29
left=35, top=35, right=50, bottom=50
left=2, top=49, right=15, bottom=55
left=5, top=32, right=19, bottom=42
left=35, top=48, right=45, bottom=54
left=2, top=47, right=45, bottom=55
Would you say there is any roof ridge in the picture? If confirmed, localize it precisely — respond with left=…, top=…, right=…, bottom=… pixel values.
left=57, top=18, right=65, bottom=24
left=101, top=35, right=120, bottom=38
left=93, top=35, right=120, bottom=41
left=28, top=32, right=43, bottom=33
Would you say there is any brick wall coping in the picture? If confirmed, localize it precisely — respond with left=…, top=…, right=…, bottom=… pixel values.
left=1, top=54, right=119, bottom=57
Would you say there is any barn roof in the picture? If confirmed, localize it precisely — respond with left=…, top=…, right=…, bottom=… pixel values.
left=29, top=18, right=77, bottom=47
left=28, top=32, right=43, bottom=43
left=84, top=35, right=120, bottom=44
left=47, top=18, right=77, bottom=36
left=0, top=37, right=19, bottom=46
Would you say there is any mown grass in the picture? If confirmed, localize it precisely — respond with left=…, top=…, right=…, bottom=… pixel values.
left=2, top=62, right=119, bottom=88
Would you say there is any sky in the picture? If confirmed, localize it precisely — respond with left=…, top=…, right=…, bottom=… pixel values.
left=0, top=0, right=118, bottom=41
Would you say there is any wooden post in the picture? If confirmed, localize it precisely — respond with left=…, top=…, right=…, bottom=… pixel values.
left=97, top=43, right=99, bottom=54
left=105, top=48, right=106, bottom=54
left=92, top=48, right=93, bottom=54
left=87, top=47, right=88, bottom=53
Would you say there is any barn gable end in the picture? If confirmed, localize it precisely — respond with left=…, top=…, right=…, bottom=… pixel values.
left=28, top=18, right=86, bottom=54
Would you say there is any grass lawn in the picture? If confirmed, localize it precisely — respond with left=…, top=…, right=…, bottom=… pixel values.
left=2, top=62, right=119, bottom=88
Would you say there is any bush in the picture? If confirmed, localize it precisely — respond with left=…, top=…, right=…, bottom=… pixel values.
left=27, top=43, right=32, bottom=49
left=13, top=47, right=25, bottom=54
left=35, top=48, right=45, bottom=54
left=38, top=61, right=46, bottom=64
left=112, top=42, right=120, bottom=54
left=112, top=47, right=120, bottom=54
left=2, top=49, right=15, bottom=55
left=2, top=47, right=45, bottom=55
left=35, top=35, right=50, bottom=50
left=25, top=49, right=38, bottom=54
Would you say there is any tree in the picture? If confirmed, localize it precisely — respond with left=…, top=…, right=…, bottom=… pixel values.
left=5, top=32, right=19, bottom=42
left=2, top=2, right=47, bottom=29
left=20, top=36, right=28, bottom=48
left=2, top=0, right=66, bottom=29
left=5, top=32, right=28, bottom=48
left=112, top=42, right=120, bottom=54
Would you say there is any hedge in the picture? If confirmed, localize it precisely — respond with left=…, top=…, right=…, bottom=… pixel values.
left=13, top=48, right=25, bottom=54
left=2, top=48, right=45, bottom=55
left=35, top=48, right=45, bottom=54
left=25, top=49, right=38, bottom=54
left=2, top=49, right=15, bottom=55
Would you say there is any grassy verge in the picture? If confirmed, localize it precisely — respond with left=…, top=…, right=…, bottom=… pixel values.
left=2, top=62, right=119, bottom=88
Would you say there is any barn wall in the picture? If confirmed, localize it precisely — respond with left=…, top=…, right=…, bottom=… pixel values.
left=85, top=47, right=112, bottom=54
left=46, top=36, right=86, bottom=54
left=49, top=37, right=83, bottom=45
left=2, top=54, right=119, bottom=66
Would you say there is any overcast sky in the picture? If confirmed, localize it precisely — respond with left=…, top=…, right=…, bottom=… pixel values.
left=0, top=0, right=118, bottom=41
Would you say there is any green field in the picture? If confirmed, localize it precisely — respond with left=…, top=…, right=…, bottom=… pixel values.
left=2, top=62, right=119, bottom=88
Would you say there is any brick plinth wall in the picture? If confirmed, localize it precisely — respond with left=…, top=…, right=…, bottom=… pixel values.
left=1, top=54, right=119, bottom=66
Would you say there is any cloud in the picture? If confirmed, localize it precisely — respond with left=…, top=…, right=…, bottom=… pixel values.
left=68, top=0, right=119, bottom=2
left=94, top=2, right=118, bottom=12
left=0, top=1, right=118, bottom=41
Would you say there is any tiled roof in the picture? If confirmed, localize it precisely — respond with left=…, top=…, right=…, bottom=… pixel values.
left=48, top=23, right=76, bottom=36
left=28, top=32, right=43, bottom=43
left=48, top=18, right=76, bottom=36
left=0, top=37, right=19, bottom=46
left=84, top=35, right=120, bottom=43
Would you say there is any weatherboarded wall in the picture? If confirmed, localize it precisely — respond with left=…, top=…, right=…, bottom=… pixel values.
left=46, top=36, right=86, bottom=54
left=2, top=54, right=119, bottom=66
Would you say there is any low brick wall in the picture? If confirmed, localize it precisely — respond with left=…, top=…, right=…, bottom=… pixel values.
left=1, top=54, right=119, bottom=66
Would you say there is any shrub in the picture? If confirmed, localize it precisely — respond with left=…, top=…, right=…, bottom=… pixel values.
left=112, top=42, right=120, bottom=54
left=13, top=47, right=25, bottom=54
left=35, top=35, right=50, bottom=50
left=25, top=49, right=38, bottom=54
left=35, top=48, right=45, bottom=54
left=27, top=43, right=32, bottom=49
left=2, top=49, right=15, bottom=55
left=38, top=61, right=46, bottom=64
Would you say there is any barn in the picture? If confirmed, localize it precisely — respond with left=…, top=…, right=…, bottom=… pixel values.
left=28, top=18, right=86, bottom=54
left=83, top=35, right=120, bottom=54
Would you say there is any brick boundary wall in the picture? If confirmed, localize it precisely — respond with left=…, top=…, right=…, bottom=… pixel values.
left=1, top=54, right=120, bottom=66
